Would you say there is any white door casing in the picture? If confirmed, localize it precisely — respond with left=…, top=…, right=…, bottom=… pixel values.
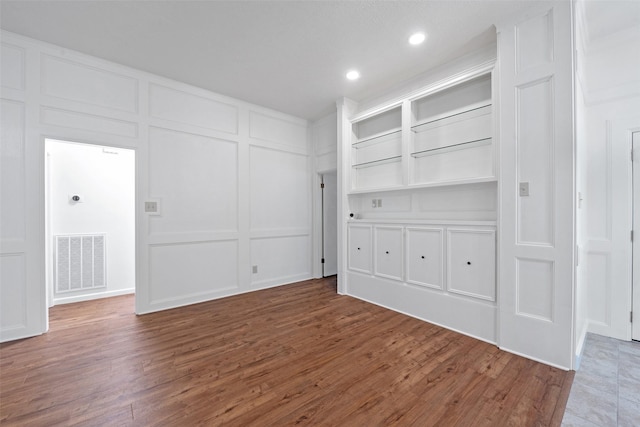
left=322, top=171, right=338, bottom=276
left=632, top=131, right=640, bottom=341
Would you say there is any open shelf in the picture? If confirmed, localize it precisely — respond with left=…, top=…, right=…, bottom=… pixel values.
left=412, top=138, right=492, bottom=158
left=347, top=176, right=497, bottom=195
left=353, top=127, right=402, bottom=147
left=411, top=102, right=491, bottom=132
left=352, top=155, right=402, bottom=169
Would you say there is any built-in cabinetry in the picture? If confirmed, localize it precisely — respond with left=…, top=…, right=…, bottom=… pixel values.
left=348, top=222, right=495, bottom=301
left=341, top=61, right=499, bottom=344
left=346, top=221, right=497, bottom=342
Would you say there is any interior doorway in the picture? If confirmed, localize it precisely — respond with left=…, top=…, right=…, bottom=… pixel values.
left=45, top=139, right=135, bottom=308
left=633, top=131, right=640, bottom=341
left=321, top=171, right=337, bottom=277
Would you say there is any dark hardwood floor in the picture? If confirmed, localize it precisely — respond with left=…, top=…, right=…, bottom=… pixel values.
left=0, top=277, right=573, bottom=426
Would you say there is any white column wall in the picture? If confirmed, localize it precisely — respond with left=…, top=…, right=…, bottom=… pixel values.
left=497, top=2, right=575, bottom=369
left=0, top=31, right=311, bottom=341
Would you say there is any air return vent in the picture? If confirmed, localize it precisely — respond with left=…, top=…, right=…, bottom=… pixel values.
left=55, top=234, right=106, bottom=293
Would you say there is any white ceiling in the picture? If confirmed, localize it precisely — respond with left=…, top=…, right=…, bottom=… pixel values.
left=1, top=1, right=636, bottom=121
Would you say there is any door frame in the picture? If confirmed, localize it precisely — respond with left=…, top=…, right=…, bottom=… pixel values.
left=632, top=130, right=640, bottom=340
left=43, top=136, right=138, bottom=312
left=312, top=168, right=337, bottom=279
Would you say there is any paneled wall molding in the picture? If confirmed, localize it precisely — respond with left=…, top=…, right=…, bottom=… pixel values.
left=40, top=106, right=139, bottom=138
left=248, top=138, right=309, bottom=156
left=1, top=42, right=26, bottom=91
left=249, top=110, right=308, bottom=148
left=250, top=228, right=310, bottom=239
left=0, top=30, right=312, bottom=341
left=148, top=231, right=239, bottom=245
left=584, top=83, right=640, bottom=108
left=148, top=83, right=239, bottom=134
left=41, top=54, right=139, bottom=114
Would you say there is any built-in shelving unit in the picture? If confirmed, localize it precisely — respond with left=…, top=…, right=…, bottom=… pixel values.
left=347, top=70, right=495, bottom=194
left=410, top=74, right=493, bottom=186
left=350, top=105, right=402, bottom=190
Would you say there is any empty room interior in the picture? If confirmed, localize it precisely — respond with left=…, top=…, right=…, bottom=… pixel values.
left=1, top=0, right=639, bottom=425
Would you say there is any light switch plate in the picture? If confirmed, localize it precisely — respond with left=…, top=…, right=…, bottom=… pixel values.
left=519, top=182, right=530, bottom=197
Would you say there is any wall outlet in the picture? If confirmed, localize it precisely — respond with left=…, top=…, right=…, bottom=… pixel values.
left=377, top=199, right=382, bottom=207
left=144, top=201, right=158, bottom=213
left=252, top=265, right=258, bottom=274
left=519, top=182, right=530, bottom=197
left=372, top=199, right=377, bottom=208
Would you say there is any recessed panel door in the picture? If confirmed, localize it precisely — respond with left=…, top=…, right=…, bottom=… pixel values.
left=375, top=226, right=403, bottom=281
left=447, top=228, right=496, bottom=301
left=348, top=224, right=372, bottom=274
left=406, top=227, right=443, bottom=289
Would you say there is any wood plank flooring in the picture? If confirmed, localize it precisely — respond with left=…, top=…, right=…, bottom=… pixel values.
left=0, top=277, right=573, bottom=426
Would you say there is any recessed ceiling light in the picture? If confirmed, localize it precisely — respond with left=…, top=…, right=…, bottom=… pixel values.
left=409, top=32, right=426, bottom=45
left=346, top=70, right=360, bottom=81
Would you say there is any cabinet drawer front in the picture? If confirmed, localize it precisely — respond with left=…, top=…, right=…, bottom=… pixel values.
left=348, top=225, right=372, bottom=274
left=406, top=227, right=443, bottom=289
left=447, top=228, right=496, bottom=301
left=374, top=226, right=404, bottom=281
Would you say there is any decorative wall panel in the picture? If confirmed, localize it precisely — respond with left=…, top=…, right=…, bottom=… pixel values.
left=516, top=258, right=554, bottom=321
left=149, top=240, right=238, bottom=304
left=149, top=84, right=238, bottom=134
left=0, top=100, right=25, bottom=241
left=42, top=55, right=138, bottom=112
left=249, top=111, right=307, bottom=148
left=1, top=43, right=25, bottom=91
left=41, top=107, right=138, bottom=138
left=149, top=127, right=238, bottom=234
left=517, top=78, right=554, bottom=246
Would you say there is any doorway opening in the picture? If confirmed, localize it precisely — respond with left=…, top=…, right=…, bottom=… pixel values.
left=321, top=171, right=337, bottom=277
left=45, top=139, right=135, bottom=308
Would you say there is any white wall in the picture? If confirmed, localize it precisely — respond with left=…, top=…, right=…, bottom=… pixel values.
left=577, top=4, right=640, bottom=341
left=0, top=31, right=311, bottom=342
left=46, top=140, right=135, bottom=304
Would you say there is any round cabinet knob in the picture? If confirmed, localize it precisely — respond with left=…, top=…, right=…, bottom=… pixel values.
left=72, top=195, right=80, bottom=202
left=357, top=247, right=361, bottom=251
left=385, top=251, right=389, bottom=254
left=421, top=256, right=425, bottom=259
left=467, top=261, right=471, bottom=265
left=350, top=213, right=354, bottom=218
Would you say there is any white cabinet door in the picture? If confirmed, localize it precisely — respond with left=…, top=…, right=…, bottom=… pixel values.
left=348, top=224, right=372, bottom=274
left=406, top=227, right=443, bottom=289
left=447, top=228, right=495, bottom=301
left=374, top=226, right=404, bottom=281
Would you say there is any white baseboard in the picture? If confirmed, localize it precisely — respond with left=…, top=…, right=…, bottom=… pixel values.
left=53, top=288, right=135, bottom=305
